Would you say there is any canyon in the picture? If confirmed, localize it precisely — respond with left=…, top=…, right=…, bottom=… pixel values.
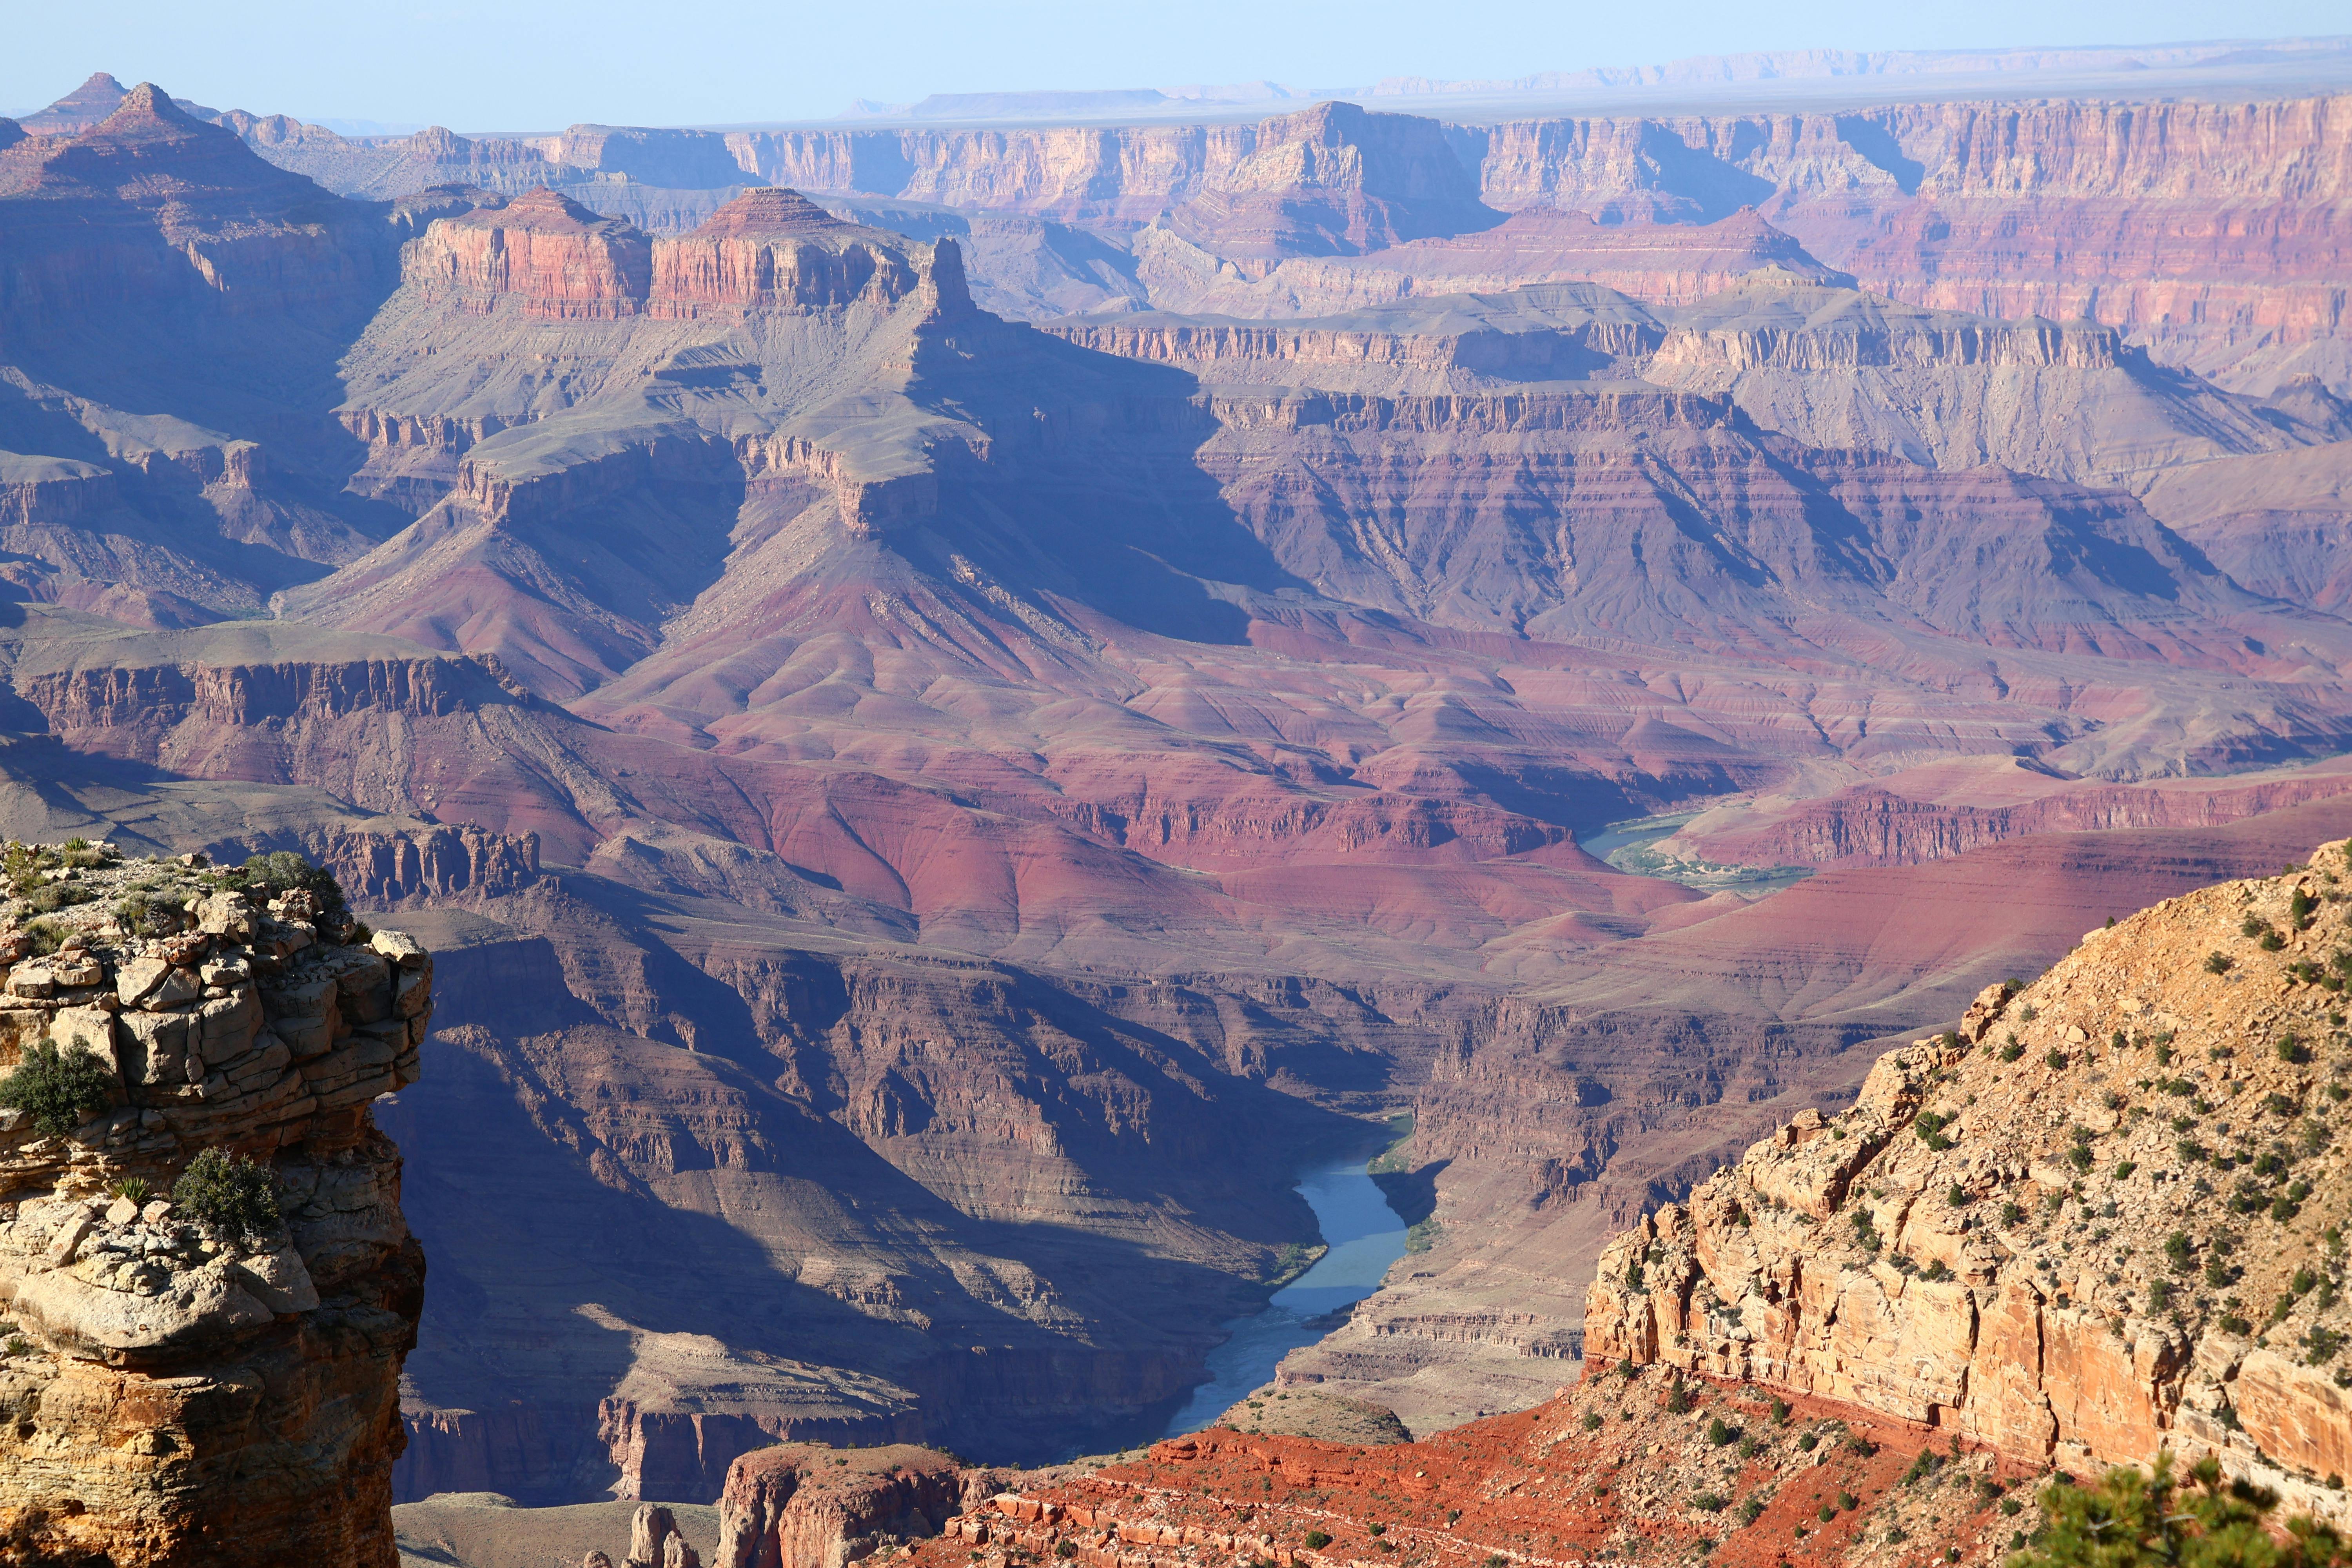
left=0, top=48, right=2349, bottom=1547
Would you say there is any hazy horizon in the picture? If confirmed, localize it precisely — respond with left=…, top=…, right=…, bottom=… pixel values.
left=6, top=0, right=2348, bottom=134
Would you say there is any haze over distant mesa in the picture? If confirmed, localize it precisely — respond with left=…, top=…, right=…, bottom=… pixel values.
left=0, top=27, right=2349, bottom=1565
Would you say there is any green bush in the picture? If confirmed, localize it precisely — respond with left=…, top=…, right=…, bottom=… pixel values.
left=1739, top=1498, right=1765, bottom=1525
left=227, top=851, right=347, bottom=913
left=0, top=1041, right=114, bottom=1136
left=114, top=894, right=175, bottom=938
left=2205, top=953, right=2234, bottom=975
left=1693, top=1493, right=1728, bottom=1514
left=1707, top=1416, right=1734, bottom=1446
left=1303, top=1534, right=1331, bottom=1551
left=2011, top=1452, right=2345, bottom=1568
left=108, top=1176, right=150, bottom=1205
left=171, top=1149, right=281, bottom=1240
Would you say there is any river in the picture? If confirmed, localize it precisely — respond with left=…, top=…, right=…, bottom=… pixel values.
left=1160, top=1152, right=1409, bottom=1437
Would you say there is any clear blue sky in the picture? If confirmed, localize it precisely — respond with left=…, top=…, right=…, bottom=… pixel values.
left=4, top=0, right=2344, bottom=132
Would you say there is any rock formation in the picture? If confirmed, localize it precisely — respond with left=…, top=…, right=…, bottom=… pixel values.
left=1585, top=836, right=2352, bottom=1522
left=0, top=840, right=432, bottom=1564
left=711, top=1444, right=989, bottom=1568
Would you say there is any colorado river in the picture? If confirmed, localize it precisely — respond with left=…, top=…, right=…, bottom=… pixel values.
left=1161, top=1152, right=1409, bottom=1437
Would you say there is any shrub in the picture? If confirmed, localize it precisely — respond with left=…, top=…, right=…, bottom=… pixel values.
left=2011, top=1452, right=2348, bottom=1568
left=113, top=894, right=176, bottom=938
left=0, top=1041, right=114, bottom=1137
left=2000, top=1042, right=2026, bottom=1062
left=2220, top=1314, right=2253, bottom=1336
left=1739, top=1498, right=1765, bottom=1525
left=1666, top=1375, right=1693, bottom=1414
left=1921, top=1259, right=1953, bottom=1283
left=1057, top=1542, right=1079, bottom=1559
left=1583, top=1410, right=1603, bottom=1431
left=1916, top=1111, right=1955, bottom=1151
left=1838, top=1492, right=1859, bottom=1510
left=2002, top=1200, right=2026, bottom=1225
left=1769, top=1397, right=1789, bottom=1425
left=2002, top=1497, right=2024, bottom=1516
left=2281, top=1036, right=2310, bottom=1064
left=1707, top=1416, right=1735, bottom=1446
left=2113, top=1161, right=2138, bottom=1180
left=2262, top=931, right=2288, bottom=952
left=171, top=1149, right=280, bottom=1241
left=1304, top=1534, right=1332, bottom=1551
left=2205, top=953, right=2234, bottom=975
left=225, top=850, right=347, bottom=913
left=2048, top=1049, right=2070, bottom=1070
left=1798, top=1432, right=1818, bottom=1452
left=1947, top=1182, right=1973, bottom=1207
left=108, top=1176, right=150, bottom=1205
left=1367, top=1525, right=1385, bottom=1537
left=1693, top=1493, right=1728, bottom=1514
left=2067, top=1145, right=2095, bottom=1172
left=2149, top=1279, right=2173, bottom=1312
left=2165, top=1232, right=2194, bottom=1272
left=1817, top=1503, right=1837, bottom=1522
left=1885, top=1528, right=1908, bottom=1545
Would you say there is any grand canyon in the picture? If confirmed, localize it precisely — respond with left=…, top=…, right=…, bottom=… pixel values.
left=1, top=26, right=2351, bottom=1564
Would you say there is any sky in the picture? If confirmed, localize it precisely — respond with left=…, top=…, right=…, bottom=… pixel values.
left=4, top=0, right=2346, bottom=132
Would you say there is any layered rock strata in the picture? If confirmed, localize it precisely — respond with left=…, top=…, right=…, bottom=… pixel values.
left=0, top=840, right=432, bottom=1565
left=712, top=1444, right=990, bottom=1568
left=1586, top=837, right=2352, bottom=1522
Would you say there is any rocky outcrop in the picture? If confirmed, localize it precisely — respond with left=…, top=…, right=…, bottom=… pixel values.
left=0, top=84, right=387, bottom=334
left=403, top=186, right=959, bottom=323
left=1694, top=776, right=2352, bottom=868
left=0, top=841, right=433, bottom=1565
left=407, top=187, right=654, bottom=320
left=712, top=1444, right=980, bottom=1568
left=26, top=652, right=526, bottom=732
left=650, top=189, right=923, bottom=316
left=1584, top=837, right=2352, bottom=1523
left=315, top=823, right=541, bottom=906
left=1136, top=207, right=1846, bottom=317
left=598, top=1400, right=927, bottom=1506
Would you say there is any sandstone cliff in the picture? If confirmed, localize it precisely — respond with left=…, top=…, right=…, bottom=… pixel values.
left=1585, top=836, right=2352, bottom=1522
left=0, top=840, right=433, bottom=1564
left=712, top=1443, right=993, bottom=1568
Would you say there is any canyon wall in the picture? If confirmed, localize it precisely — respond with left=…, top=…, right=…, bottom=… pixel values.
left=1584, top=840, right=2352, bottom=1521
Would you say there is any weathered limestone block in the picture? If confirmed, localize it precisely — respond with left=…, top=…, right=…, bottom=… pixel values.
left=13, top=1256, right=276, bottom=1360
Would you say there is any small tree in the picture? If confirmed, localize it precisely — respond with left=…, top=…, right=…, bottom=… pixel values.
left=2009, top=1452, right=2347, bottom=1568
left=229, top=851, right=347, bottom=913
left=172, top=1149, right=281, bottom=1241
left=0, top=1041, right=114, bottom=1136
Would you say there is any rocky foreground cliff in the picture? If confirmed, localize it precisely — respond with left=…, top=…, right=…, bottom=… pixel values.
left=1587, top=835, right=2352, bottom=1526
left=0, top=840, right=431, bottom=1566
